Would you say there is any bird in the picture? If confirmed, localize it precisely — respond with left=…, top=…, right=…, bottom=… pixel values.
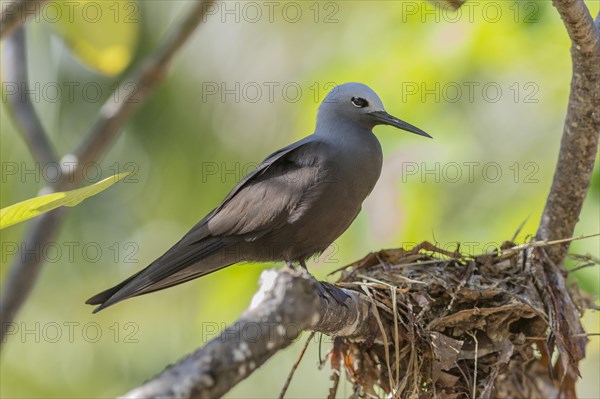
left=87, top=82, right=431, bottom=313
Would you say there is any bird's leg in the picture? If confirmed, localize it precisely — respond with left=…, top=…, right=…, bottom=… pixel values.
left=299, top=260, right=309, bottom=271
left=299, top=260, right=350, bottom=307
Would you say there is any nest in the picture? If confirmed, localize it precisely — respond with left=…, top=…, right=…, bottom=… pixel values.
left=325, top=241, right=593, bottom=399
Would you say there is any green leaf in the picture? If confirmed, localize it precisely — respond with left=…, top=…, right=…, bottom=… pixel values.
left=50, top=0, right=140, bottom=76
left=0, top=172, right=131, bottom=230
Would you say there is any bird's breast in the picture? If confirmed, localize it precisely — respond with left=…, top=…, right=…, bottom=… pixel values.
left=281, top=136, right=383, bottom=258
left=331, top=134, right=383, bottom=196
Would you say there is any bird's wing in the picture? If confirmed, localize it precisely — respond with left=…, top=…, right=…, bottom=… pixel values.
left=205, top=137, right=325, bottom=238
left=176, top=136, right=323, bottom=246
left=212, top=136, right=317, bottom=215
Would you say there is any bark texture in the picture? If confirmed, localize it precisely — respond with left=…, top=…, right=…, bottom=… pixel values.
left=122, top=269, right=378, bottom=398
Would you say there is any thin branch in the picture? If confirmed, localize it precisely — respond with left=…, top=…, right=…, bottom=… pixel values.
left=537, top=0, right=600, bottom=264
left=279, top=331, right=315, bottom=399
left=71, top=0, right=216, bottom=183
left=0, top=0, right=216, bottom=347
left=0, top=0, right=49, bottom=39
left=0, top=26, right=62, bottom=346
left=0, top=208, right=65, bottom=343
left=1, top=27, right=57, bottom=167
left=122, top=269, right=379, bottom=399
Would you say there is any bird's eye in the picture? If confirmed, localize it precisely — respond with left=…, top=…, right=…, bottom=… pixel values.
left=351, top=97, right=369, bottom=108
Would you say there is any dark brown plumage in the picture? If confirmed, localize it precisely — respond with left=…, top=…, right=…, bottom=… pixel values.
left=87, top=83, right=430, bottom=312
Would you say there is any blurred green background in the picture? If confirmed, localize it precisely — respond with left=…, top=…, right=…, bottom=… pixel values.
left=1, top=0, right=599, bottom=397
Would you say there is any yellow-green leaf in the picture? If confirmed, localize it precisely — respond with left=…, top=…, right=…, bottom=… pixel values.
left=49, top=0, right=140, bottom=76
left=0, top=172, right=131, bottom=230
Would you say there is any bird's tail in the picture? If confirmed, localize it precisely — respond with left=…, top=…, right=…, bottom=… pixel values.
left=86, top=261, right=232, bottom=313
left=86, top=238, right=237, bottom=313
left=85, top=270, right=143, bottom=311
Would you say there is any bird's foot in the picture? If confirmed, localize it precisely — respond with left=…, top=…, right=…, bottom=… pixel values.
left=316, top=281, right=350, bottom=307
left=293, top=260, right=350, bottom=306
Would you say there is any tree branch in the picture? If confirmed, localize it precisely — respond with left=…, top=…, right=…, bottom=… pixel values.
left=72, top=0, right=216, bottom=182
left=0, top=26, right=61, bottom=346
left=537, top=0, right=600, bottom=263
left=1, top=27, right=57, bottom=167
left=532, top=0, right=600, bottom=384
left=0, top=0, right=49, bottom=39
left=0, top=0, right=216, bottom=346
left=0, top=208, right=65, bottom=342
left=122, top=269, right=379, bottom=399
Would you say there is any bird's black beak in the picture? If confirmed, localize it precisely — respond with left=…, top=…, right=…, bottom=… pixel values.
left=370, top=111, right=432, bottom=138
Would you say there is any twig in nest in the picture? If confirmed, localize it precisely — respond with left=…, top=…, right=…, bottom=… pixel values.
left=568, top=262, right=598, bottom=273
left=410, top=241, right=463, bottom=258
left=318, top=333, right=325, bottom=368
left=467, top=330, right=479, bottom=399
left=511, top=217, right=528, bottom=241
left=567, top=253, right=600, bottom=273
left=392, top=288, right=400, bottom=389
left=497, top=234, right=600, bottom=259
left=327, top=338, right=343, bottom=399
left=362, top=285, right=395, bottom=392
left=279, top=331, right=315, bottom=399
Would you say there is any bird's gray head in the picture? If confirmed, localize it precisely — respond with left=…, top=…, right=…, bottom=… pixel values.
left=316, top=82, right=431, bottom=138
